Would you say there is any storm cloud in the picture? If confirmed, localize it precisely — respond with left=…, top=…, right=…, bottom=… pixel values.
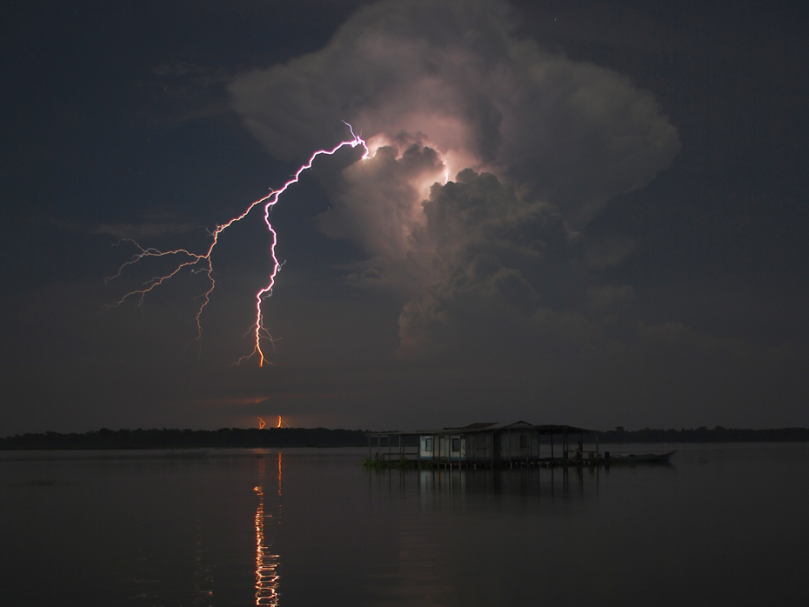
left=226, top=0, right=782, bottom=429
left=228, top=0, right=680, bottom=361
left=229, top=0, right=680, bottom=226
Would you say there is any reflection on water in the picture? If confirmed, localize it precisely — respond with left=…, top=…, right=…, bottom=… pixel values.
left=415, top=463, right=600, bottom=503
left=3, top=445, right=808, bottom=606
left=254, top=454, right=281, bottom=606
left=193, top=517, right=215, bottom=605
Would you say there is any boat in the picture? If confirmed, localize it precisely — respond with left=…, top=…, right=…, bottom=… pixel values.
left=604, top=450, right=676, bottom=463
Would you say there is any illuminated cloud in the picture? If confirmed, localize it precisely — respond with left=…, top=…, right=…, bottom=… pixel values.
left=228, top=0, right=681, bottom=358
left=316, top=139, right=447, bottom=259
left=229, top=0, right=679, bottom=227
left=396, top=169, right=592, bottom=359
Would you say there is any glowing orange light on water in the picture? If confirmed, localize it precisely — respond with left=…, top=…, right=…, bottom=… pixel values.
left=255, top=454, right=282, bottom=605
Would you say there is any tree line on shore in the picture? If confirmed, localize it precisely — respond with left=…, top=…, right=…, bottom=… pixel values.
left=598, top=426, right=809, bottom=443
left=0, top=427, right=370, bottom=450
left=2, top=425, right=809, bottom=449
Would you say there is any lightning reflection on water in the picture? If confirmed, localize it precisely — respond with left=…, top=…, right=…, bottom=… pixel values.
left=254, top=453, right=282, bottom=605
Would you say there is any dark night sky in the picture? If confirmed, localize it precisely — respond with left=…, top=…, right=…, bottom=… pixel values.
left=1, top=0, right=807, bottom=435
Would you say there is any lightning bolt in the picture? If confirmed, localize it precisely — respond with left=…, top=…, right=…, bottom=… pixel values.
left=107, top=123, right=369, bottom=366
left=258, top=417, right=266, bottom=430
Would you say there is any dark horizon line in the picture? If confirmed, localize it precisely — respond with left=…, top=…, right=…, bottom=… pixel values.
left=2, top=425, right=809, bottom=450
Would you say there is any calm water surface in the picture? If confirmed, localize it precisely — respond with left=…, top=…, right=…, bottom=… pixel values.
left=1, top=443, right=807, bottom=606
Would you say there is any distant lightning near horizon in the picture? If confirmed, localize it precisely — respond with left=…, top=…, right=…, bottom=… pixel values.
left=107, top=123, right=369, bottom=367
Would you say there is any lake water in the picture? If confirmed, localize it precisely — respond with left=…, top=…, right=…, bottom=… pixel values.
left=1, top=443, right=807, bottom=606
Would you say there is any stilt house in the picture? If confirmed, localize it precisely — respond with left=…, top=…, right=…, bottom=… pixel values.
left=368, top=421, right=593, bottom=466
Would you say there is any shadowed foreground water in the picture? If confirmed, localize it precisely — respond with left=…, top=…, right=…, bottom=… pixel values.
left=1, top=443, right=807, bottom=606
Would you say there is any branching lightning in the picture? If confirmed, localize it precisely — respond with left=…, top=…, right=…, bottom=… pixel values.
left=107, top=124, right=369, bottom=366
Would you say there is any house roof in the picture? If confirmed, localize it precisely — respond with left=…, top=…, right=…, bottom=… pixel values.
left=453, top=422, right=499, bottom=430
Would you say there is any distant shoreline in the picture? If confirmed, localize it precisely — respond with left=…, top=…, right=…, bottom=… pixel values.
left=0, top=427, right=369, bottom=450
left=1, top=426, right=808, bottom=450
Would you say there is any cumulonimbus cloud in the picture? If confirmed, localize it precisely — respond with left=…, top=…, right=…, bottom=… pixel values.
left=228, top=0, right=681, bottom=358
left=230, top=0, right=679, bottom=226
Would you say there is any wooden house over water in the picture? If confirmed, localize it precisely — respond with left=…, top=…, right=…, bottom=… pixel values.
left=368, top=421, right=595, bottom=468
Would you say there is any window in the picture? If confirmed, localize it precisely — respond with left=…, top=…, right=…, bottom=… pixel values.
left=424, top=437, right=433, bottom=452
left=519, top=434, right=528, bottom=449
left=452, top=438, right=461, bottom=452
